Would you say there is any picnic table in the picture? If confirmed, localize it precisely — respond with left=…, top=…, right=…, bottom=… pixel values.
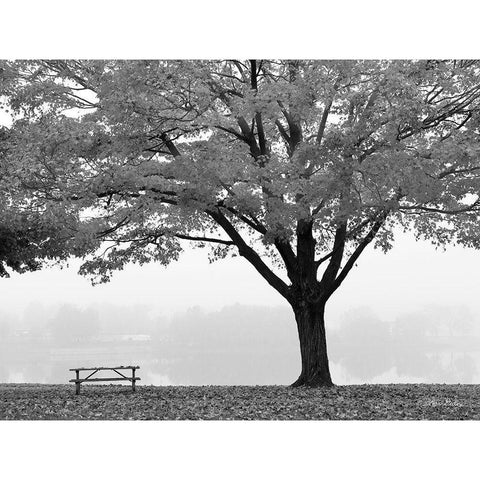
left=69, top=366, right=140, bottom=395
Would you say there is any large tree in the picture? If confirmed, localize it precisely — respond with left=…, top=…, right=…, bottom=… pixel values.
left=2, top=60, right=480, bottom=386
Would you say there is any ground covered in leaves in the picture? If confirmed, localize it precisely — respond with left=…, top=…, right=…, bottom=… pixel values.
left=1, top=383, right=480, bottom=420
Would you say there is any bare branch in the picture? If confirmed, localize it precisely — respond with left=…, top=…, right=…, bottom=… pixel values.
left=174, top=233, right=234, bottom=245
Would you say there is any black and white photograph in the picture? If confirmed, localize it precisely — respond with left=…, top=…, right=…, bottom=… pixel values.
left=1, top=1, right=479, bottom=479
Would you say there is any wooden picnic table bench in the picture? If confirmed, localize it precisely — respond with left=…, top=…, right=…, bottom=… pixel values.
left=69, top=366, right=140, bottom=395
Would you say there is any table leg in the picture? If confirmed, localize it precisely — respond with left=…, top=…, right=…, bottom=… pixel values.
left=76, top=370, right=80, bottom=395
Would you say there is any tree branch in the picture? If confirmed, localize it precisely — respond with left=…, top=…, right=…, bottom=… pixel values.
left=236, top=116, right=261, bottom=157
left=316, top=99, right=332, bottom=145
left=274, top=238, right=298, bottom=283
left=437, top=165, right=480, bottom=179
left=174, top=233, right=234, bottom=245
left=208, top=208, right=291, bottom=300
left=215, top=125, right=246, bottom=142
left=319, top=222, right=347, bottom=289
left=160, top=132, right=181, bottom=157
left=275, top=119, right=291, bottom=153
left=399, top=200, right=480, bottom=215
left=315, top=251, right=334, bottom=268
left=329, top=217, right=386, bottom=295
left=278, top=100, right=302, bottom=152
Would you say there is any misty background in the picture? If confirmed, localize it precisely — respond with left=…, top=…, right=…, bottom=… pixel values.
left=2, top=231, right=480, bottom=385
left=1, top=300, right=480, bottom=386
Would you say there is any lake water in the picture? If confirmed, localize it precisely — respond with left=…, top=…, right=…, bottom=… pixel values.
left=1, top=338, right=479, bottom=386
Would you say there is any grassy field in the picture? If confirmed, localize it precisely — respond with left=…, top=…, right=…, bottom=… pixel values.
left=1, top=383, right=480, bottom=420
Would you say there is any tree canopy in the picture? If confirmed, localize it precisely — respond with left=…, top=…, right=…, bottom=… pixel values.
left=0, top=127, right=70, bottom=277
left=2, top=60, right=480, bottom=289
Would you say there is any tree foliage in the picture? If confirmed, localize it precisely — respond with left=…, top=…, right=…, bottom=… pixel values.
left=1, top=60, right=480, bottom=292
left=0, top=126, right=71, bottom=277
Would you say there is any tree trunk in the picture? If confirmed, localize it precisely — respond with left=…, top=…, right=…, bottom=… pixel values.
left=291, top=301, right=333, bottom=387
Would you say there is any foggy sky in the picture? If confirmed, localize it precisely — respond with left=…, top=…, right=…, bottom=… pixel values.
left=1, top=229, right=479, bottom=324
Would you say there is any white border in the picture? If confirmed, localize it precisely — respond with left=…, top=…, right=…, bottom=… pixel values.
left=2, top=1, right=480, bottom=478
left=1, top=0, right=480, bottom=58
